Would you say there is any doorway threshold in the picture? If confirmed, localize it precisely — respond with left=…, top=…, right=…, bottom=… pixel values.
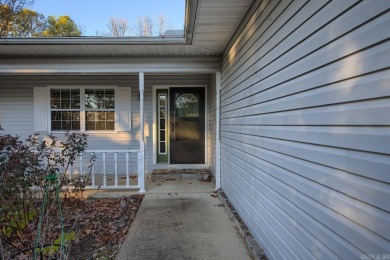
left=151, top=169, right=211, bottom=182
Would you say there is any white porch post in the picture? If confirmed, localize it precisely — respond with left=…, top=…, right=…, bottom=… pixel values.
left=215, top=72, right=221, bottom=189
left=138, top=72, right=146, bottom=193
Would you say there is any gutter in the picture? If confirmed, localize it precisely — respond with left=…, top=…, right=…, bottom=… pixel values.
left=0, top=36, right=187, bottom=45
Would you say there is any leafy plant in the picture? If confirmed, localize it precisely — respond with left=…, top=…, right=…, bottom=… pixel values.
left=1, top=203, right=36, bottom=237
left=35, top=231, right=76, bottom=257
left=0, top=130, right=93, bottom=259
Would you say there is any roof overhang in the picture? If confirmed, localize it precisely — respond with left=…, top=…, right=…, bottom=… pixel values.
left=0, top=0, right=261, bottom=76
left=0, top=55, right=221, bottom=75
left=0, top=0, right=253, bottom=57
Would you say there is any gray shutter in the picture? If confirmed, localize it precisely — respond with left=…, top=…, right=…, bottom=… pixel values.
left=34, top=87, right=48, bottom=132
left=117, top=87, right=132, bottom=131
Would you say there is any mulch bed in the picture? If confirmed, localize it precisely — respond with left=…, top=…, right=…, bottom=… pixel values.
left=3, top=194, right=144, bottom=260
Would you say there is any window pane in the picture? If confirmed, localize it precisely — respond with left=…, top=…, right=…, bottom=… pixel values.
left=51, top=89, right=80, bottom=109
left=174, top=93, right=200, bottom=141
left=106, top=112, right=115, bottom=120
left=175, top=93, right=199, bottom=118
left=96, top=121, right=105, bottom=130
left=106, top=112, right=115, bottom=130
left=51, top=111, right=61, bottom=121
left=98, top=112, right=106, bottom=120
left=106, top=120, right=115, bottom=130
left=70, top=112, right=80, bottom=130
left=52, top=121, right=62, bottom=130
left=62, top=111, right=71, bottom=120
left=61, top=90, right=71, bottom=109
left=86, top=111, right=95, bottom=121
left=85, top=89, right=97, bottom=109
left=160, top=108, right=166, bottom=118
left=86, top=121, right=95, bottom=131
left=51, top=111, right=80, bottom=131
left=70, top=90, right=80, bottom=109
left=85, top=111, right=96, bottom=130
left=85, top=89, right=115, bottom=109
left=85, top=111, right=114, bottom=131
left=50, top=90, right=61, bottom=109
left=105, top=89, right=115, bottom=109
left=72, top=121, right=80, bottom=130
left=159, top=95, right=166, bottom=106
left=160, top=119, right=165, bottom=130
left=72, top=111, right=80, bottom=121
left=95, top=90, right=105, bottom=109
left=160, top=142, right=166, bottom=153
left=160, top=130, right=165, bottom=141
left=62, top=120, right=71, bottom=130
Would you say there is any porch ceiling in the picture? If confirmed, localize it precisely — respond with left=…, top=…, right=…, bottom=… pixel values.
left=0, top=0, right=253, bottom=57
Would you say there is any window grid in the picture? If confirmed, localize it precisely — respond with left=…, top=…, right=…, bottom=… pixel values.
left=50, top=89, right=81, bottom=131
left=85, top=89, right=115, bottom=131
left=49, top=88, right=116, bottom=132
left=158, top=93, right=167, bottom=154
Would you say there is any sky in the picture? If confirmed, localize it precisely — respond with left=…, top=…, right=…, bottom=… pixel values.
left=30, top=0, right=186, bottom=36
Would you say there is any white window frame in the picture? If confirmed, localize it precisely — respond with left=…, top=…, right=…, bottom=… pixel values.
left=158, top=92, right=168, bottom=155
left=47, top=85, right=126, bottom=133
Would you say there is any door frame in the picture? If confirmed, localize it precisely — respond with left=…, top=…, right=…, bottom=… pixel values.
left=152, top=85, right=208, bottom=166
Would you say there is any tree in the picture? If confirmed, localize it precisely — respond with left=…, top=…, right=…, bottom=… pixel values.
left=155, top=13, right=173, bottom=36
left=105, top=17, right=130, bottom=37
left=41, top=15, right=81, bottom=37
left=0, top=0, right=34, bottom=36
left=1, top=3, right=82, bottom=37
left=99, top=13, right=175, bottom=37
left=8, top=8, right=45, bottom=36
left=135, top=16, right=153, bottom=37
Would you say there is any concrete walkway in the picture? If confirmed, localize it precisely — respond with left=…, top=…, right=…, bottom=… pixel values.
left=115, top=178, right=252, bottom=260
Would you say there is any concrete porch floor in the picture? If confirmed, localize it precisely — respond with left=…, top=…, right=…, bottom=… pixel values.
left=99, top=175, right=253, bottom=260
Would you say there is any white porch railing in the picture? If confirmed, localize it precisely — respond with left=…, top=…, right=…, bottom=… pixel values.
left=66, top=149, right=144, bottom=191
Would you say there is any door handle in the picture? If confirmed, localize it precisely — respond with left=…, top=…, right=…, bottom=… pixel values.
left=171, top=123, right=174, bottom=132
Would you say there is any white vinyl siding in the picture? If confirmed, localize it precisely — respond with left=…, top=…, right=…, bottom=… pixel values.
left=221, top=0, right=390, bottom=259
left=117, top=87, right=132, bottom=131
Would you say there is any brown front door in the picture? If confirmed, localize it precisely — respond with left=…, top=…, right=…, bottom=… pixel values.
left=170, top=87, right=205, bottom=164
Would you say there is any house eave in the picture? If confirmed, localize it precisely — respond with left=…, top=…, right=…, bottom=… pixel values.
left=0, top=55, right=221, bottom=75
left=0, top=36, right=187, bottom=45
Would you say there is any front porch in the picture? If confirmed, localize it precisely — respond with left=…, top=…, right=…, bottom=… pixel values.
left=0, top=70, right=222, bottom=193
left=70, top=71, right=222, bottom=193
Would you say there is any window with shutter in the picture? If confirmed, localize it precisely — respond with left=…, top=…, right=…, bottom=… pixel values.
left=34, top=86, right=131, bottom=132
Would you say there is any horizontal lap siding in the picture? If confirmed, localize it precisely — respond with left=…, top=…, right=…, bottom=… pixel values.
left=0, top=74, right=210, bottom=174
left=0, top=87, right=34, bottom=136
left=221, top=0, right=390, bottom=259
